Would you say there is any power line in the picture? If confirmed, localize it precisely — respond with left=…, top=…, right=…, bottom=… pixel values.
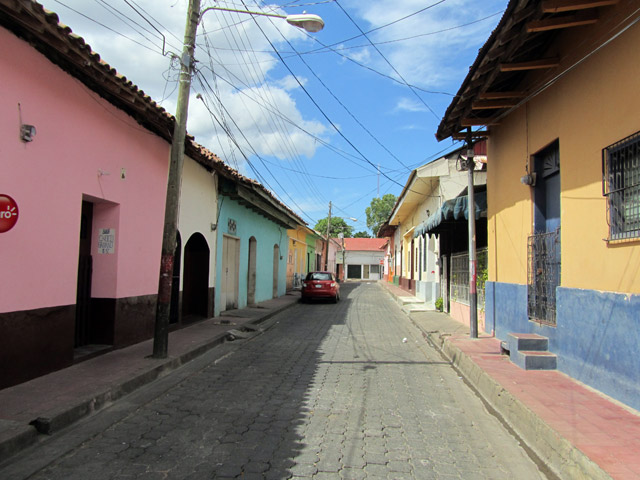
left=51, top=0, right=170, bottom=54
left=305, top=0, right=447, bottom=55
left=194, top=70, right=322, bottom=225
left=334, top=0, right=440, bottom=120
left=248, top=17, right=414, bottom=190
left=200, top=8, right=328, bottom=206
left=267, top=13, right=414, bottom=174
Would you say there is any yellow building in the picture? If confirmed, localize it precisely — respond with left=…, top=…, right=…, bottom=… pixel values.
left=437, top=0, right=640, bottom=411
left=286, top=225, right=322, bottom=290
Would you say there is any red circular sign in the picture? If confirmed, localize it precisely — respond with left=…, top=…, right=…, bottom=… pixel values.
left=0, top=194, right=19, bottom=233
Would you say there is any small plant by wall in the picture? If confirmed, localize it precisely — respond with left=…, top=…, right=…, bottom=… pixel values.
left=435, top=297, right=443, bottom=312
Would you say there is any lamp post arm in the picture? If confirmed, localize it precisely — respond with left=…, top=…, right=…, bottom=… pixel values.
left=199, top=6, right=286, bottom=22
left=199, top=6, right=324, bottom=32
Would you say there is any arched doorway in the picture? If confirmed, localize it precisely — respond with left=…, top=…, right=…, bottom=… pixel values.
left=273, top=244, right=280, bottom=298
left=182, top=233, right=209, bottom=320
left=169, top=232, right=181, bottom=324
left=248, top=237, right=257, bottom=305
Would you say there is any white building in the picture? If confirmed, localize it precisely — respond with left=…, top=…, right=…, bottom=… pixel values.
left=338, top=238, right=387, bottom=281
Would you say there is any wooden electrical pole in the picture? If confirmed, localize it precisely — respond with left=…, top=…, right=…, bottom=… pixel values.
left=324, top=201, right=332, bottom=271
left=153, top=0, right=202, bottom=358
left=466, top=127, right=478, bottom=339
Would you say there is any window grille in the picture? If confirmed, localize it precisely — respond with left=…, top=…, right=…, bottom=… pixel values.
left=449, top=248, right=488, bottom=308
left=527, top=229, right=560, bottom=326
left=603, top=131, right=640, bottom=240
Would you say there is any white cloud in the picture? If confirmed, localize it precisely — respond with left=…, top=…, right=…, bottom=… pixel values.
left=394, top=97, right=429, bottom=113
left=187, top=81, right=328, bottom=162
left=341, top=0, right=507, bottom=90
left=38, top=0, right=328, bottom=164
left=275, top=74, right=306, bottom=91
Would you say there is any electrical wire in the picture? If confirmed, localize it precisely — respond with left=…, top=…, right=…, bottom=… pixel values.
left=247, top=16, right=415, bottom=190
left=334, top=0, right=440, bottom=120
left=202, top=7, right=329, bottom=206
left=265, top=11, right=414, bottom=174
left=51, top=0, right=168, bottom=54
left=194, top=70, right=324, bottom=224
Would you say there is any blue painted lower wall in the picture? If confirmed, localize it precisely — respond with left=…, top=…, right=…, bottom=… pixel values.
left=486, top=281, right=640, bottom=411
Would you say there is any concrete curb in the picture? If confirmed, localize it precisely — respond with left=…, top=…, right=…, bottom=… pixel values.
left=0, top=422, right=38, bottom=465
left=429, top=332, right=611, bottom=480
left=379, top=282, right=611, bottom=480
left=0, top=296, right=298, bottom=464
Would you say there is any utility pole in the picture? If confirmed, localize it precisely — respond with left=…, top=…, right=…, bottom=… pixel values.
left=466, top=127, right=478, bottom=339
left=152, top=3, right=323, bottom=358
left=324, top=201, right=332, bottom=270
left=153, top=0, right=201, bottom=358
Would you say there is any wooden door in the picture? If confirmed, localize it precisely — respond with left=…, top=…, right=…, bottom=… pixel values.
left=221, top=236, right=239, bottom=311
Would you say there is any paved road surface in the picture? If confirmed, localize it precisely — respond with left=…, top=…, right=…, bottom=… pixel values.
left=1, top=282, right=547, bottom=479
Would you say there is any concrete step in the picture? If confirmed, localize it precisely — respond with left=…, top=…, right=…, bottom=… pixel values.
left=397, top=296, right=424, bottom=306
left=514, top=350, right=557, bottom=370
left=401, top=303, right=433, bottom=314
left=507, top=333, right=549, bottom=353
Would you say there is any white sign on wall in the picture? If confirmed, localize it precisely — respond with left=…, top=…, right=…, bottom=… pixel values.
left=98, top=228, right=115, bottom=254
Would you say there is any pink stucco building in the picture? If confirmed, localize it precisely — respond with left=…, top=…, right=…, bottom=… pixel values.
left=0, top=4, right=173, bottom=388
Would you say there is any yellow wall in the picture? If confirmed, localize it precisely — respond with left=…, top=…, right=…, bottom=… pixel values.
left=489, top=11, right=640, bottom=293
left=287, top=227, right=310, bottom=285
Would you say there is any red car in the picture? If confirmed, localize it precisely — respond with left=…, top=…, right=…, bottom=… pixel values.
left=301, top=271, right=340, bottom=303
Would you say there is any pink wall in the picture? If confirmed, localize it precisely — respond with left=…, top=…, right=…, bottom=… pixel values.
left=449, top=301, right=487, bottom=334
left=0, top=28, right=169, bottom=312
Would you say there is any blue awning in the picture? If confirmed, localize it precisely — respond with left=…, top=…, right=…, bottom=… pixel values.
left=414, top=191, right=487, bottom=237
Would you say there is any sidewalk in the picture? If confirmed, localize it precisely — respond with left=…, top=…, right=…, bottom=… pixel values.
left=380, top=281, right=640, bottom=480
left=0, top=291, right=301, bottom=465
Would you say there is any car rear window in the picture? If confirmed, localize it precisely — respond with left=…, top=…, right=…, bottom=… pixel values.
left=308, top=273, right=332, bottom=281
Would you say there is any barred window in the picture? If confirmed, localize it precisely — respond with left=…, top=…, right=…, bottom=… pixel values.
left=603, top=131, right=640, bottom=240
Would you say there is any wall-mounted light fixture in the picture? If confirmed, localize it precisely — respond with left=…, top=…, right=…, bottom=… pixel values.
left=210, top=223, right=217, bottom=231
left=18, top=103, right=36, bottom=143
left=20, top=124, right=36, bottom=143
left=520, top=172, right=536, bottom=186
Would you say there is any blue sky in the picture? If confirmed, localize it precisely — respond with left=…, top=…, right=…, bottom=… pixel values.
left=37, top=0, right=508, bottom=233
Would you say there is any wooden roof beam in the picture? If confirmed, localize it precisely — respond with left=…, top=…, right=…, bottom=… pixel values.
left=461, top=118, right=500, bottom=127
left=527, top=11, right=598, bottom=32
left=542, top=0, right=618, bottom=13
left=452, top=130, right=489, bottom=140
left=478, top=91, right=525, bottom=99
left=500, top=57, right=559, bottom=71
left=472, top=99, right=519, bottom=109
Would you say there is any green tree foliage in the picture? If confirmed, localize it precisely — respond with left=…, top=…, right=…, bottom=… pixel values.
left=354, top=231, right=371, bottom=238
left=314, top=217, right=354, bottom=238
left=365, top=193, right=397, bottom=236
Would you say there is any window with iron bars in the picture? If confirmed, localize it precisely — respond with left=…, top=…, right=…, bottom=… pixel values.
left=527, top=229, right=560, bottom=326
left=449, top=248, right=488, bottom=308
left=603, top=131, right=640, bottom=240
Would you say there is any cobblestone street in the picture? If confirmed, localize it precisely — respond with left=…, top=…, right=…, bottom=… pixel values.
left=2, top=282, right=546, bottom=479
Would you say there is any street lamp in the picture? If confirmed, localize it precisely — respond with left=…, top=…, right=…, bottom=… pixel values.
left=153, top=1, right=325, bottom=358
left=199, top=6, right=325, bottom=32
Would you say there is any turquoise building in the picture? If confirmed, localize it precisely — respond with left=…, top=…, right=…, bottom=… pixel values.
left=214, top=175, right=303, bottom=316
